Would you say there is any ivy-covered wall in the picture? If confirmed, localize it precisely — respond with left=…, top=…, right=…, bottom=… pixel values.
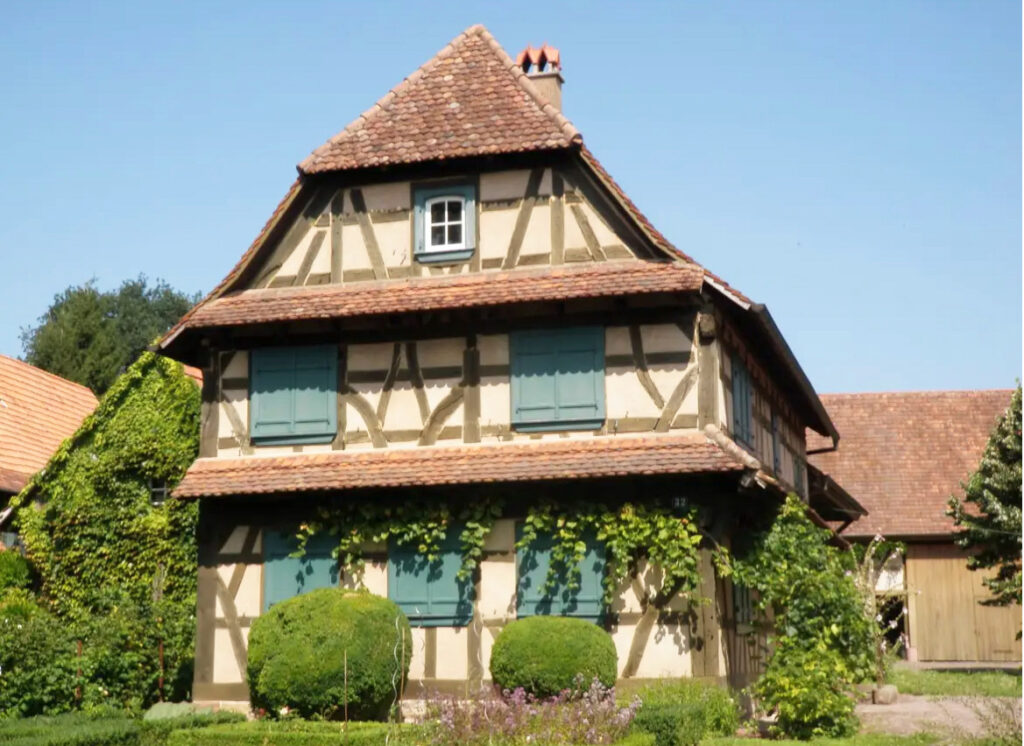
left=9, top=352, right=200, bottom=704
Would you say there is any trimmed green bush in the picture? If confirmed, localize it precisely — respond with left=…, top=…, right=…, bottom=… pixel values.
left=489, top=616, right=617, bottom=698
left=627, top=679, right=738, bottom=737
left=247, top=589, right=412, bottom=721
left=631, top=703, right=705, bottom=746
left=165, top=721, right=419, bottom=746
left=0, top=550, right=32, bottom=594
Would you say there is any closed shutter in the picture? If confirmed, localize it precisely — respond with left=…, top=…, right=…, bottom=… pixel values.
left=388, top=527, right=473, bottom=627
left=263, top=530, right=339, bottom=611
left=250, top=346, right=337, bottom=444
left=510, top=327, right=605, bottom=430
left=516, top=526, right=605, bottom=621
left=732, top=359, right=752, bottom=445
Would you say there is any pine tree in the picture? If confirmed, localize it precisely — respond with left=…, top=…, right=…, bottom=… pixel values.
left=947, top=385, right=1022, bottom=607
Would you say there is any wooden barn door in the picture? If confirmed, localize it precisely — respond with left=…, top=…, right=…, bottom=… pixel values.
left=906, top=543, right=1021, bottom=662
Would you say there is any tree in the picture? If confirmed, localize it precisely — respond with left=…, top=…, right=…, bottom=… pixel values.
left=947, top=384, right=1022, bottom=607
left=20, top=277, right=199, bottom=394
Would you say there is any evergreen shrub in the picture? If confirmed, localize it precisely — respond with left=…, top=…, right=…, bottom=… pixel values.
left=489, top=616, right=617, bottom=698
left=628, top=679, right=738, bottom=737
left=247, top=589, right=412, bottom=721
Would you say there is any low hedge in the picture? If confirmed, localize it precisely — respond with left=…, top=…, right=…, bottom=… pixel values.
left=631, top=703, right=705, bottom=746
left=0, top=710, right=245, bottom=746
left=165, top=721, right=420, bottom=746
left=489, top=616, right=617, bottom=698
left=247, top=589, right=412, bottom=721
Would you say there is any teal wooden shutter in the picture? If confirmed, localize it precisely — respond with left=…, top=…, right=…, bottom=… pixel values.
left=263, top=530, right=339, bottom=611
left=510, top=333, right=559, bottom=424
left=732, top=358, right=752, bottom=445
left=388, top=527, right=473, bottom=626
left=771, top=412, right=781, bottom=473
left=516, top=526, right=605, bottom=621
left=250, top=346, right=337, bottom=444
left=510, top=327, right=604, bottom=430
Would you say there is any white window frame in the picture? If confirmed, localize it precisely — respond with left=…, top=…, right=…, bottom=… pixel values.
left=423, top=195, right=467, bottom=252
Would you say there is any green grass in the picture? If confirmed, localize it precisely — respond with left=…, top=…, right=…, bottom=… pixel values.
left=887, top=667, right=1022, bottom=697
left=704, top=734, right=940, bottom=746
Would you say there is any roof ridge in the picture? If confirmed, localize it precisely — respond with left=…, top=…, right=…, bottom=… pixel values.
left=299, top=24, right=580, bottom=174
left=473, top=25, right=581, bottom=145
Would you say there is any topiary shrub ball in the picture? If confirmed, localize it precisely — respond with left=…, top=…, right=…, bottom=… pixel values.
left=247, top=588, right=411, bottom=721
left=489, top=616, right=617, bottom=698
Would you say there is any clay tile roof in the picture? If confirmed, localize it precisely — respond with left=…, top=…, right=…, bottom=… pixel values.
left=175, top=260, right=704, bottom=332
left=173, top=434, right=746, bottom=499
left=300, top=25, right=580, bottom=175
left=0, top=356, right=97, bottom=494
left=807, top=390, right=1013, bottom=539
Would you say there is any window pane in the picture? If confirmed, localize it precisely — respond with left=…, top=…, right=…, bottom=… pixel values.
left=447, top=224, right=462, bottom=244
left=430, top=202, right=445, bottom=223
left=447, top=199, right=462, bottom=221
left=431, top=226, right=445, bottom=245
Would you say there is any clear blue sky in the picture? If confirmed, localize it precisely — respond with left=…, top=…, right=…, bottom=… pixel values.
left=1, top=1, right=1019, bottom=393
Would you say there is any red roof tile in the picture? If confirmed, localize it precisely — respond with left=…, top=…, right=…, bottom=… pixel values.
left=174, top=434, right=746, bottom=499
left=300, top=26, right=580, bottom=174
left=808, top=390, right=1013, bottom=538
left=0, top=356, right=97, bottom=494
left=169, top=260, right=704, bottom=333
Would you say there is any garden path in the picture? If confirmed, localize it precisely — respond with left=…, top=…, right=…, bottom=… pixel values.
left=857, top=695, right=1021, bottom=737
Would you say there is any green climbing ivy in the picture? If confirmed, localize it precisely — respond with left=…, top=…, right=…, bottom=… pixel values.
left=299, top=496, right=707, bottom=609
left=296, top=496, right=504, bottom=583
left=9, top=352, right=200, bottom=706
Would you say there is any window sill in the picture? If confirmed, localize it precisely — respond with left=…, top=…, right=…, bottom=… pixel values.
left=415, top=248, right=475, bottom=265
left=404, top=617, right=473, bottom=628
left=511, top=420, right=604, bottom=433
left=250, top=433, right=336, bottom=446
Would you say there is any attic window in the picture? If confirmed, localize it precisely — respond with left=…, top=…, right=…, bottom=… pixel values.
left=426, top=196, right=465, bottom=251
left=414, top=184, right=476, bottom=264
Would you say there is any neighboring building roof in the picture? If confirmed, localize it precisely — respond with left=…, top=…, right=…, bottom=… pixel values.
left=808, top=390, right=1013, bottom=539
left=172, top=261, right=704, bottom=333
left=0, top=356, right=97, bottom=494
left=174, top=434, right=747, bottom=499
left=299, top=25, right=580, bottom=174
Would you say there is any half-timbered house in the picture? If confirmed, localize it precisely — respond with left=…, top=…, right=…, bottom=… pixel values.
left=159, top=25, right=857, bottom=707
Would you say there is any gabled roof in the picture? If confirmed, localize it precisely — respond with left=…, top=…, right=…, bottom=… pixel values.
left=300, top=25, right=580, bottom=174
left=0, top=356, right=97, bottom=494
left=156, top=24, right=836, bottom=439
left=808, top=390, right=1013, bottom=539
left=173, top=433, right=746, bottom=499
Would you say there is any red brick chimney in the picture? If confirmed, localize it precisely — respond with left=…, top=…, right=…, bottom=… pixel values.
left=516, top=43, right=563, bottom=112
